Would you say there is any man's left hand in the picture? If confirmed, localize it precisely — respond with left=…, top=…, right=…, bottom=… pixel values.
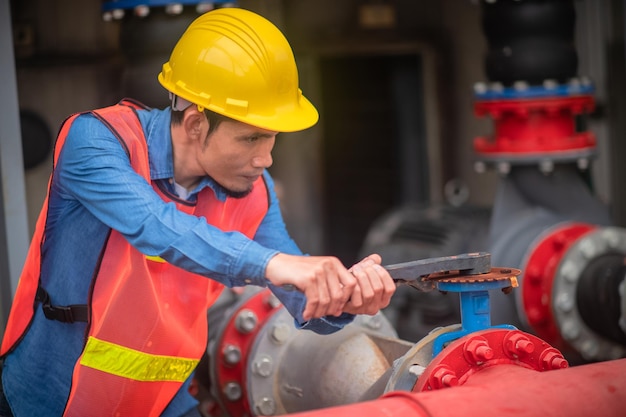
left=343, top=254, right=396, bottom=316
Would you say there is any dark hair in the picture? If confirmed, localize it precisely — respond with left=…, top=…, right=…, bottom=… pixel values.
left=170, top=108, right=230, bottom=141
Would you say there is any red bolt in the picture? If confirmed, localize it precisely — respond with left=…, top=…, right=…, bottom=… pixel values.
left=429, top=365, right=459, bottom=390
left=464, top=338, right=495, bottom=365
left=552, top=234, right=566, bottom=250
left=540, top=349, right=569, bottom=370
left=526, top=306, right=546, bottom=325
left=505, top=332, right=535, bottom=357
left=525, top=266, right=543, bottom=285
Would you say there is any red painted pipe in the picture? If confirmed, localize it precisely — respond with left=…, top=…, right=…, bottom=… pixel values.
left=285, top=359, right=626, bottom=417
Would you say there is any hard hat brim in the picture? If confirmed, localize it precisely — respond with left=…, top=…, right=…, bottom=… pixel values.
left=238, top=95, right=320, bottom=133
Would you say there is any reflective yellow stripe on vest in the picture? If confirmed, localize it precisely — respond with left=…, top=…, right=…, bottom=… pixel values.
left=80, top=336, right=198, bottom=382
left=145, top=255, right=166, bottom=263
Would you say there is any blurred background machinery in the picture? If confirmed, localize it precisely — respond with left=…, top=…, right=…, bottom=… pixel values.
left=361, top=0, right=626, bottom=366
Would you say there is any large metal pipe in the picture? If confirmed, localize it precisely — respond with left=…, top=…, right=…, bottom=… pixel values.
left=282, top=358, right=626, bottom=417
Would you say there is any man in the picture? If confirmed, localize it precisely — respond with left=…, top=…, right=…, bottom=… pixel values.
left=0, top=7, right=395, bottom=417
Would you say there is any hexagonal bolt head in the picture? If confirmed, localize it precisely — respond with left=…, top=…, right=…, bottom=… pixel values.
left=270, top=322, right=292, bottom=345
left=504, top=332, right=535, bottom=358
left=255, top=397, right=277, bottom=416
left=464, top=338, right=495, bottom=365
left=222, top=382, right=242, bottom=401
left=222, top=344, right=242, bottom=365
left=540, top=349, right=569, bottom=371
left=253, top=356, right=274, bottom=378
left=429, top=365, right=459, bottom=390
left=236, top=309, right=258, bottom=334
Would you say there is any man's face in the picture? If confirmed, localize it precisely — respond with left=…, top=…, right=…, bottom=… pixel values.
left=198, top=119, right=277, bottom=197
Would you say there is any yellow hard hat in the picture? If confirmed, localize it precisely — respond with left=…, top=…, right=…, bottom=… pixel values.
left=158, top=8, right=319, bottom=132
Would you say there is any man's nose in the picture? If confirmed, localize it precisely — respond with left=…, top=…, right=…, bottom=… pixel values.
left=252, top=149, right=273, bottom=168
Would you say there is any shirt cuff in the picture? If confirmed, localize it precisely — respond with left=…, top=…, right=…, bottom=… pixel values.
left=229, top=239, right=278, bottom=287
left=294, top=313, right=356, bottom=335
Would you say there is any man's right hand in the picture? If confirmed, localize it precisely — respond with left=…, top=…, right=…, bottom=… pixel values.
left=265, top=253, right=357, bottom=321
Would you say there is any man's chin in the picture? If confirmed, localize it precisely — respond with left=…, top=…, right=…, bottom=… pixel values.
left=224, top=186, right=253, bottom=199
left=208, top=174, right=255, bottom=199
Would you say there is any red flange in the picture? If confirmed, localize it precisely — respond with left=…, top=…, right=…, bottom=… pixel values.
left=521, top=223, right=596, bottom=349
left=413, top=328, right=568, bottom=392
left=473, top=95, right=596, bottom=157
left=213, top=289, right=282, bottom=417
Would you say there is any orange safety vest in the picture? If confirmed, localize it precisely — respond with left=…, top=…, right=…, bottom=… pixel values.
left=1, top=100, right=269, bottom=416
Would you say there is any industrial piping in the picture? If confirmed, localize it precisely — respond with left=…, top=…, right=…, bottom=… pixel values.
left=281, top=358, right=626, bottom=417
left=472, top=0, right=626, bottom=363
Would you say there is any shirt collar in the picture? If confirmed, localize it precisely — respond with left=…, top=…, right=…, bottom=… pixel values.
left=138, top=107, right=229, bottom=202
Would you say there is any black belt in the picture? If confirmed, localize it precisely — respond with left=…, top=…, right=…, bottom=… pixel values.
left=35, top=287, right=88, bottom=323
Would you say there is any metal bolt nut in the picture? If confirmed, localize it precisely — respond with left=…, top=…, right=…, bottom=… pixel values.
left=540, top=349, right=568, bottom=371
left=555, top=293, right=575, bottom=313
left=539, top=160, right=554, bottom=175
left=429, top=365, right=459, bottom=390
left=497, top=162, right=511, bottom=176
left=165, top=3, right=184, bottom=15
left=577, top=158, right=589, bottom=171
left=253, top=355, right=274, bottom=378
left=580, top=339, right=600, bottom=360
left=265, top=293, right=282, bottom=309
left=223, top=382, right=242, bottom=401
left=561, top=319, right=581, bottom=341
left=111, top=9, right=125, bottom=20
left=270, top=322, right=292, bottom=345
left=196, top=2, right=215, bottom=13
left=236, top=309, right=258, bottom=334
left=474, top=82, right=488, bottom=95
left=222, top=344, right=242, bottom=366
left=504, top=332, right=535, bottom=357
left=464, top=337, right=494, bottom=365
left=255, top=397, right=277, bottom=416
left=474, top=161, right=487, bottom=174
left=134, top=5, right=150, bottom=17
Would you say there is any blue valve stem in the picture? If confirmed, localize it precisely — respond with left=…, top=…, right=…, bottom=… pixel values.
left=459, top=290, right=492, bottom=333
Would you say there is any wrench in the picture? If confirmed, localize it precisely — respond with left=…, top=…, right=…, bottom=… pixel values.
left=385, top=252, right=491, bottom=292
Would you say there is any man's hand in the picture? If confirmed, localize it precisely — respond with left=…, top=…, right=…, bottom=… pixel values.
left=343, top=254, right=395, bottom=316
left=265, top=254, right=357, bottom=321
left=265, top=253, right=396, bottom=321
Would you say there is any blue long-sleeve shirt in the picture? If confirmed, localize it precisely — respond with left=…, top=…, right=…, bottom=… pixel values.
left=2, top=105, right=352, bottom=417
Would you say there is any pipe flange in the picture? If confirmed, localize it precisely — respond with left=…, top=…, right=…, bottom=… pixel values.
left=248, top=310, right=399, bottom=416
left=246, top=308, right=296, bottom=416
left=211, top=288, right=283, bottom=417
left=412, top=328, right=567, bottom=392
left=384, top=324, right=462, bottom=393
left=552, top=227, right=626, bottom=361
left=517, top=222, right=595, bottom=344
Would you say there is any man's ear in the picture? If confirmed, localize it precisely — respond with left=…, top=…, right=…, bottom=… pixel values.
left=182, top=108, right=206, bottom=142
